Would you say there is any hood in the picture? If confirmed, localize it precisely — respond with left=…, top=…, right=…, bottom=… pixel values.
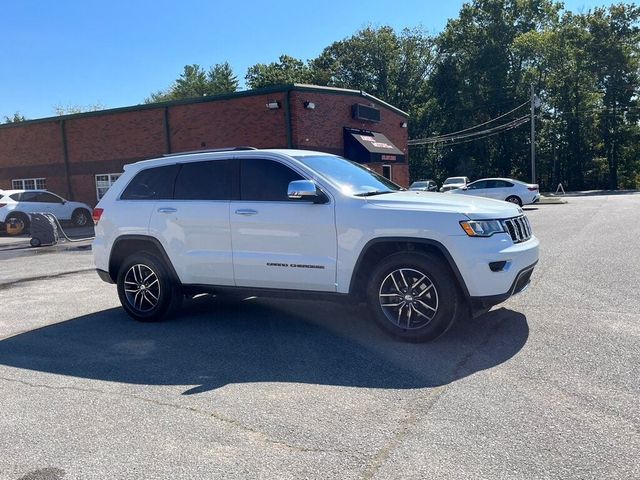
left=365, top=191, right=522, bottom=219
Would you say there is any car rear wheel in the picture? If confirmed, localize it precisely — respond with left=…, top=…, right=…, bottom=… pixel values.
left=72, top=208, right=91, bottom=226
left=366, top=252, right=459, bottom=342
left=505, top=195, right=522, bottom=207
left=117, top=253, right=182, bottom=322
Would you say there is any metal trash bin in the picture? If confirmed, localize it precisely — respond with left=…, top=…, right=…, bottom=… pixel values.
left=29, top=213, right=59, bottom=247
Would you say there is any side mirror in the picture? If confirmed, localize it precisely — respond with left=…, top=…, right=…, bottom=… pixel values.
left=287, top=180, right=326, bottom=203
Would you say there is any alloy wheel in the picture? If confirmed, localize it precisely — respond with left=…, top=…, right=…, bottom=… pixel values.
left=123, top=264, right=161, bottom=312
left=378, top=268, right=439, bottom=330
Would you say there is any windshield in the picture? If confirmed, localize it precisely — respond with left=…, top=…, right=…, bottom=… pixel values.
left=294, top=155, right=403, bottom=196
left=444, top=177, right=465, bottom=184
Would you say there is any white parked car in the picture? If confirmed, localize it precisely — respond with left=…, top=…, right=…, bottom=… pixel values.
left=447, top=178, right=540, bottom=206
left=0, top=189, right=93, bottom=234
left=439, top=176, right=470, bottom=192
left=93, top=148, right=539, bottom=342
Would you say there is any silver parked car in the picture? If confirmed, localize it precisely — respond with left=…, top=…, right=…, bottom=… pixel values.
left=409, top=180, right=438, bottom=192
left=439, top=176, right=470, bottom=192
left=447, top=178, right=540, bottom=206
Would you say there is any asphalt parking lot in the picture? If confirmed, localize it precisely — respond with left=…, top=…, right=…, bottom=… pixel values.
left=0, top=194, right=638, bottom=480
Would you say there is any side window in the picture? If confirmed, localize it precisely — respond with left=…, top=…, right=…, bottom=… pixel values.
left=498, top=181, right=514, bottom=188
left=34, top=192, right=63, bottom=203
left=18, top=191, right=38, bottom=201
left=174, top=160, right=234, bottom=200
left=9, top=193, right=23, bottom=201
left=241, top=159, right=303, bottom=202
left=468, top=181, right=486, bottom=190
left=121, top=165, right=178, bottom=200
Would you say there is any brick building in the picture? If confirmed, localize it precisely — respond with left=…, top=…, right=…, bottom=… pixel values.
left=0, top=84, right=409, bottom=206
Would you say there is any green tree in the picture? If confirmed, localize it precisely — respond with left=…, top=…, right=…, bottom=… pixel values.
left=208, top=62, right=239, bottom=94
left=146, top=62, right=239, bottom=103
left=424, top=0, right=562, bottom=182
left=2, top=112, right=27, bottom=123
left=587, top=4, right=640, bottom=189
left=310, top=26, right=434, bottom=113
left=245, top=55, right=311, bottom=89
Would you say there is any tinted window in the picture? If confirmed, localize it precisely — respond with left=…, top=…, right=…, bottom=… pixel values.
left=18, top=191, right=38, bottom=201
left=121, top=165, right=178, bottom=200
left=468, top=181, right=487, bottom=190
left=174, top=160, right=234, bottom=201
left=9, top=193, right=23, bottom=201
left=241, top=159, right=303, bottom=201
left=35, top=192, right=63, bottom=203
left=494, top=180, right=513, bottom=188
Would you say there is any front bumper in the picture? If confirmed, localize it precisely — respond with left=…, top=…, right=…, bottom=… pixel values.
left=470, top=261, right=537, bottom=311
left=447, top=233, right=539, bottom=298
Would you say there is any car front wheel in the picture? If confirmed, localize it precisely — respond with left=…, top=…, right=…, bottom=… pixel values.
left=366, top=252, right=459, bottom=342
left=117, top=253, right=182, bottom=322
left=505, top=195, right=522, bottom=206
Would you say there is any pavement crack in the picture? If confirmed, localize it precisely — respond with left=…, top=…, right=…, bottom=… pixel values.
left=361, top=314, right=513, bottom=479
left=360, top=386, right=446, bottom=480
left=0, top=375, right=361, bottom=458
left=0, top=268, right=95, bottom=290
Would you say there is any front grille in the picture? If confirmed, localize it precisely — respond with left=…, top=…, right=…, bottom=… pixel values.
left=501, top=215, right=532, bottom=243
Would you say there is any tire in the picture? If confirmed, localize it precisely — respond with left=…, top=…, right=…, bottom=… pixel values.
left=116, top=252, right=182, bottom=322
left=5, top=213, right=29, bottom=235
left=366, top=252, right=459, bottom=342
left=505, top=195, right=522, bottom=207
left=72, top=208, right=91, bottom=226
left=30, top=238, right=41, bottom=247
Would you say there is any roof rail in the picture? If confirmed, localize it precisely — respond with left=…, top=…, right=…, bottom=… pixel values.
left=163, top=146, right=257, bottom=157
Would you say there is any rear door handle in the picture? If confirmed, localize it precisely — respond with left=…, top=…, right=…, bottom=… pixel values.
left=235, top=209, right=258, bottom=216
left=157, top=207, right=177, bottom=214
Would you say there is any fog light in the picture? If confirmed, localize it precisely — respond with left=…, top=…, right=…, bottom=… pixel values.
left=489, top=261, right=507, bottom=272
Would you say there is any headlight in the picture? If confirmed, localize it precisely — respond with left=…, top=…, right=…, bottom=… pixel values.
left=460, top=220, right=505, bottom=237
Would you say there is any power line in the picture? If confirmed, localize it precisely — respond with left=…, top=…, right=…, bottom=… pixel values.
left=409, top=101, right=529, bottom=144
left=409, top=115, right=530, bottom=146
left=428, top=116, right=530, bottom=147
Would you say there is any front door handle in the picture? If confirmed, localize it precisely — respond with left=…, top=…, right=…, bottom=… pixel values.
left=235, top=209, right=258, bottom=216
left=157, top=207, right=177, bottom=214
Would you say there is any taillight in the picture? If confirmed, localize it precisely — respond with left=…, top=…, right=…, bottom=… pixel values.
left=92, top=208, right=104, bottom=223
left=528, top=185, right=539, bottom=191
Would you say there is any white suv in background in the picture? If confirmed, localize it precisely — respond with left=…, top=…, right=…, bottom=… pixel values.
left=0, top=189, right=93, bottom=233
left=93, top=148, right=539, bottom=342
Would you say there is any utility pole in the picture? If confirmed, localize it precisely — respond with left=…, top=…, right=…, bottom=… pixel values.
left=530, top=83, right=536, bottom=184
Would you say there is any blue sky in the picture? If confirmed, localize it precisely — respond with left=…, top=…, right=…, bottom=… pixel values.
left=1, top=0, right=613, bottom=120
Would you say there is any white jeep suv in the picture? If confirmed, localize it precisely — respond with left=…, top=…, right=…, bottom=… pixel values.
left=93, top=148, right=539, bottom=342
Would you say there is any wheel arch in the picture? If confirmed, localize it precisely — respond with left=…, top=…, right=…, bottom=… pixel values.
left=72, top=206, right=91, bottom=216
left=348, top=237, right=470, bottom=301
left=108, top=235, right=180, bottom=284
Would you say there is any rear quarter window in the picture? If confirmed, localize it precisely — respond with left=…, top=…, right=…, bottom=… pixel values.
left=120, top=165, right=179, bottom=200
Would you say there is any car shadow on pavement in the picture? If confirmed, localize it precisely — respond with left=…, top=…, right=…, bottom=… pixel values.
left=0, top=296, right=528, bottom=394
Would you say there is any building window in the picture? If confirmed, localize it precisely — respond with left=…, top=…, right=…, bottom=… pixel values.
left=382, top=165, right=392, bottom=180
left=12, top=178, right=46, bottom=190
left=96, top=173, right=122, bottom=200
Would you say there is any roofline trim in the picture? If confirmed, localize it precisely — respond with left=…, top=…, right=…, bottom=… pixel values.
left=0, top=84, right=408, bottom=130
